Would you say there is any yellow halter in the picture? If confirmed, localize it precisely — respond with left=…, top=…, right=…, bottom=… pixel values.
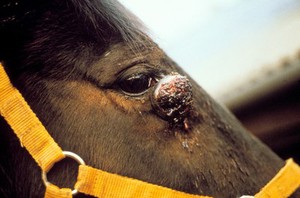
left=0, top=63, right=299, bottom=198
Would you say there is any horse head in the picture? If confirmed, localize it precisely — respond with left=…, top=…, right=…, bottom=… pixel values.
left=0, top=0, right=293, bottom=197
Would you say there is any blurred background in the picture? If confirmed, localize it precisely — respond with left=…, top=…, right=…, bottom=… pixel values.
left=120, top=0, right=300, bottom=163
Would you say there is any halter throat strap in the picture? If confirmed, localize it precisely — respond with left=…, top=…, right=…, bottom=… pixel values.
left=0, top=63, right=299, bottom=198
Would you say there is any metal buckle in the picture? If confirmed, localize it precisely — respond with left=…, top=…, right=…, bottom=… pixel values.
left=41, top=151, right=86, bottom=195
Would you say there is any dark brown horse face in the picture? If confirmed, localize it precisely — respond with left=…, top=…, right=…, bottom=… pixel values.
left=13, top=43, right=283, bottom=197
left=0, top=0, right=286, bottom=197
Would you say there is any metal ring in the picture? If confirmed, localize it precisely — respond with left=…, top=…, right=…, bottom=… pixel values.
left=41, top=151, right=86, bottom=195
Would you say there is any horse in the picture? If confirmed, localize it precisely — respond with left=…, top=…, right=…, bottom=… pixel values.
left=0, top=0, right=298, bottom=197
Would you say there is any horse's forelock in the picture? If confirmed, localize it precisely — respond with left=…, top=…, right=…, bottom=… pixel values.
left=0, top=0, right=149, bottom=66
left=0, top=0, right=151, bottom=76
left=0, top=0, right=146, bottom=38
left=69, top=0, right=148, bottom=44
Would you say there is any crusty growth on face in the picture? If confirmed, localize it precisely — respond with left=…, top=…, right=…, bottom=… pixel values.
left=151, top=73, right=193, bottom=126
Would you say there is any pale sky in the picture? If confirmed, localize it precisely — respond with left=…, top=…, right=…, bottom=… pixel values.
left=119, top=0, right=300, bottom=99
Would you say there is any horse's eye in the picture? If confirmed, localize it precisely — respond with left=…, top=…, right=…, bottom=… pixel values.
left=118, top=73, right=156, bottom=96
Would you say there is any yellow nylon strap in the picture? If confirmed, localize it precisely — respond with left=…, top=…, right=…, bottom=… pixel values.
left=255, top=158, right=300, bottom=198
left=44, top=184, right=72, bottom=198
left=75, top=165, right=211, bottom=198
left=0, top=64, right=64, bottom=172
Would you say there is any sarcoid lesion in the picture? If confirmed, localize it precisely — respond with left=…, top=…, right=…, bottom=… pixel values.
left=151, top=73, right=193, bottom=127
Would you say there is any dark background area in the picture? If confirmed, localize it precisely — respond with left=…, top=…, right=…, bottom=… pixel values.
left=232, top=67, right=300, bottom=164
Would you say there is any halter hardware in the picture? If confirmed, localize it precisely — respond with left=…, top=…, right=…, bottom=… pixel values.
left=41, top=151, right=86, bottom=196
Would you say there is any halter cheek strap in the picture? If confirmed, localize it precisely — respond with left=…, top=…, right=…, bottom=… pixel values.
left=0, top=63, right=299, bottom=198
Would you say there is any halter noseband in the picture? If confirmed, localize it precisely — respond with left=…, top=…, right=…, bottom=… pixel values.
left=0, top=63, right=299, bottom=198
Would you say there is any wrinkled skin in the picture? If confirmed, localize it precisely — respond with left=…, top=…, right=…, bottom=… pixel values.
left=0, top=0, right=292, bottom=197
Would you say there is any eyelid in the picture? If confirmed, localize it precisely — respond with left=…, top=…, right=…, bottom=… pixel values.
left=115, top=60, right=148, bottom=77
left=116, top=64, right=161, bottom=82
